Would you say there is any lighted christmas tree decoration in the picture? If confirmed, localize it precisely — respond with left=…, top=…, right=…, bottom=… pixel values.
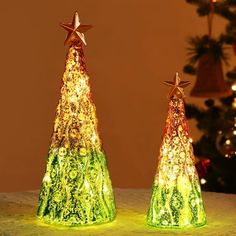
left=147, top=73, right=206, bottom=228
left=37, top=12, right=116, bottom=226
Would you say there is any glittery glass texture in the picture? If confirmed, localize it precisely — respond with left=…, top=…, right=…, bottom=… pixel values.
left=37, top=45, right=116, bottom=226
left=147, top=95, right=206, bottom=228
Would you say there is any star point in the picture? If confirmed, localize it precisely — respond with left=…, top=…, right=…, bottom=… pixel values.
left=60, top=11, right=92, bottom=46
left=163, top=73, right=190, bottom=97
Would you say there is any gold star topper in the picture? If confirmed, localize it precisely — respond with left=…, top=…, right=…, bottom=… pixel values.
left=163, top=72, right=190, bottom=97
left=60, top=12, right=92, bottom=46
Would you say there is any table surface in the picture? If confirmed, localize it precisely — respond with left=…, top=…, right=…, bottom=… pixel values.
left=0, top=189, right=236, bottom=236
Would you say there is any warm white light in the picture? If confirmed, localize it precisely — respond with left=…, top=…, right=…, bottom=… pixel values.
left=69, top=95, right=76, bottom=102
left=43, top=175, right=51, bottom=183
left=162, top=147, right=168, bottom=155
left=225, top=139, right=231, bottom=145
left=84, top=180, right=90, bottom=189
left=103, top=185, right=109, bottom=193
left=91, top=132, right=97, bottom=143
left=200, top=178, right=207, bottom=185
left=231, top=84, right=236, bottom=91
left=184, top=219, right=189, bottom=225
left=233, top=98, right=236, bottom=108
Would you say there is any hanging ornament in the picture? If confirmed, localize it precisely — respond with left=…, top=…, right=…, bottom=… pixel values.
left=191, top=52, right=231, bottom=98
left=185, top=0, right=231, bottom=98
left=216, top=119, right=236, bottom=158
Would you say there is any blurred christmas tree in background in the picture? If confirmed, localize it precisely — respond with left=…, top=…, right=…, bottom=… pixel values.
left=183, top=0, right=236, bottom=193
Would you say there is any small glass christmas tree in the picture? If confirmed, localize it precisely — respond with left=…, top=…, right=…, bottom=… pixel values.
left=147, top=73, right=206, bottom=228
left=37, top=12, right=116, bottom=226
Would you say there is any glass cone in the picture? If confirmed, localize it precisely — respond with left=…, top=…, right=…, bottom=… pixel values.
left=37, top=45, right=116, bottom=226
left=147, top=74, right=206, bottom=228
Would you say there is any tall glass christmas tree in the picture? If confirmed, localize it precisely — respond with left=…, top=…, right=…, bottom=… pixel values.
left=37, top=12, right=116, bottom=226
left=147, top=73, right=206, bottom=228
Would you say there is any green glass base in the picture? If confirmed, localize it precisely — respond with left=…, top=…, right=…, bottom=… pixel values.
left=37, top=147, right=116, bottom=226
left=147, top=178, right=206, bottom=228
left=37, top=214, right=115, bottom=227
